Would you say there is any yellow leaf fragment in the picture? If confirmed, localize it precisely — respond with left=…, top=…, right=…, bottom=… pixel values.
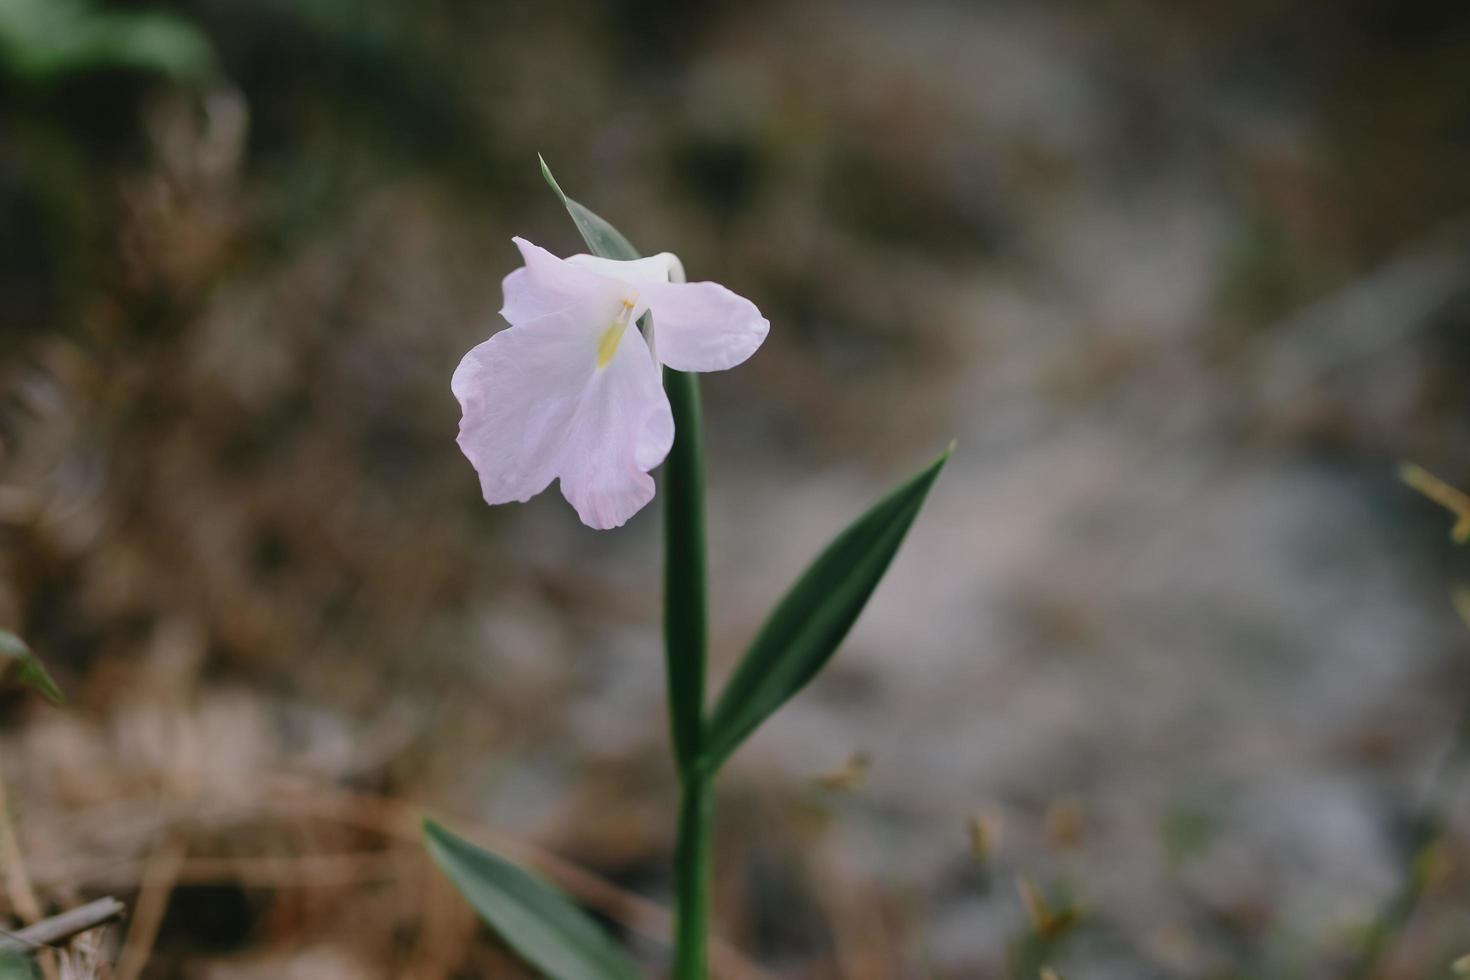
left=1399, top=462, right=1470, bottom=544
left=1018, top=876, right=1048, bottom=930
left=967, top=810, right=1003, bottom=860
left=1016, top=877, right=1079, bottom=940
left=812, top=751, right=871, bottom=793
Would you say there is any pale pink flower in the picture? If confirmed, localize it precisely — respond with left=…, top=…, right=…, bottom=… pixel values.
left=453, top=237, right=769, bottom=529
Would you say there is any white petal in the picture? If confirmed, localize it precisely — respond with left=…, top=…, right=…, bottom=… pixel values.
left=556, top=326, right=673, bottom=529
left=500, top=237, right=611, bottom=325
left=640, top=280, right=770, bottom=373
left=452, top=311, right=597, bottom=505
left=567, top=251, right=683, bottom=285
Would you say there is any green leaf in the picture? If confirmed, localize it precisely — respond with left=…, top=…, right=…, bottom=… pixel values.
left=0, top=951, right=33, bottom=980
left=0, top=630, right=61, bottom=704
left=0, top=0, right=214, bottom=83
left=423, top=819, right=641, bottom=980
left=539, top=156, right=640, bottom=261
left=700, top=445, right=953, bottom=773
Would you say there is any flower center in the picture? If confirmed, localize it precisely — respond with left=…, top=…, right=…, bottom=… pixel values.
left=596, top=293, right=638, bottom=369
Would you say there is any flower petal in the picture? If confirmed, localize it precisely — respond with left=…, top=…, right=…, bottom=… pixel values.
left=500, top=237, right=610, bottom=326
left=452, top=311, right=596, bottom=506
left=566, top=251, right=683, bottom=285
left=556, top=326, right=673, bottom=529
left=640, top=280, right=770, bottom=373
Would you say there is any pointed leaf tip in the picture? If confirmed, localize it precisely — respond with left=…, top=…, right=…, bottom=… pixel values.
left=423, top=819, right=640, bottom=980
left=538, top=153, right=566, bottom=203
left=0, top=629, right=61, bottom=704
left=536, top=158, right=640, bottom=262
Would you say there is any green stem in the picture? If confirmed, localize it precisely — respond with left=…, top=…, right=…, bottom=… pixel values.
left=663, top=366, right=712, bottom=979
left=672, top=773, right=714, bottom=980
left=663, top=367, right=707, bottom=775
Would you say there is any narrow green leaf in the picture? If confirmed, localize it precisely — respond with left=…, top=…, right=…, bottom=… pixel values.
left=0, top=630, right=61, bottom=704
left=539, top=155, right=640, bottom=261
left=701, top=445, right=953, bottom=773
left=423, top=820, right=641, bottom=980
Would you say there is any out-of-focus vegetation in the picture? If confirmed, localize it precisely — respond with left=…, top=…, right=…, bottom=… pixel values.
left=3, top=0, right=1470, bottom=977
left=0, top=0, right=211, bottom=83
left=0, top=629, right=59, bottom=703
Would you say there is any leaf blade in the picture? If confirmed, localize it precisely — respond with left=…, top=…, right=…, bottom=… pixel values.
left=539, top=155, right=640, bottom=261
left=701, top=445, right=953, bottom=773
left=0, top=630, right=61, bottom=704
left=423, top=820, right=641, bottom=980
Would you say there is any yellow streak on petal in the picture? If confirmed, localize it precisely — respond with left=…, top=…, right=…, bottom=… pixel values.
left=596, top=296, right=638, bottom=369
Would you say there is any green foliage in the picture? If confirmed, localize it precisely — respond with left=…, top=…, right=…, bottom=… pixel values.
left=430, top=161, right=949, bottom=979
left=422, top=820, right=640, bottom=980
left=540, top=156, right=714, bottom=779
left=539, top=156, right=640, bottom=263
left=700, top=445, right=951, bottom=773
left=539, top=157, right=712, bottom=779
left=0, top=0, right=213, bottom=83
left=541, top=153, right=716, bottom=979
left=0, top=629, right=61, bottom=704
left=536, top=156, right=952, bottom=778
left=1007, top=878, right=1083, bottom=979
left=0, top=951, right=33, bottom=980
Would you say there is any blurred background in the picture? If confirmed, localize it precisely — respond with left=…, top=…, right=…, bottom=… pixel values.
left=3, top=0, right=1470, bottom=976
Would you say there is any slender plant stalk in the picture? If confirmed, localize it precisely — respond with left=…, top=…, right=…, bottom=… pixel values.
left=672, top=773, right=714, bottom=980
left=663, top=366, right=712, bottom=979
left=663, top=367, right=708, bottom=777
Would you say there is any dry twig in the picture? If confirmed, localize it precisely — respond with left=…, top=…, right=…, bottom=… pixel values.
left=0, top=897, right=124, bottom=953
left=113, top=837, right=186, bottom=980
